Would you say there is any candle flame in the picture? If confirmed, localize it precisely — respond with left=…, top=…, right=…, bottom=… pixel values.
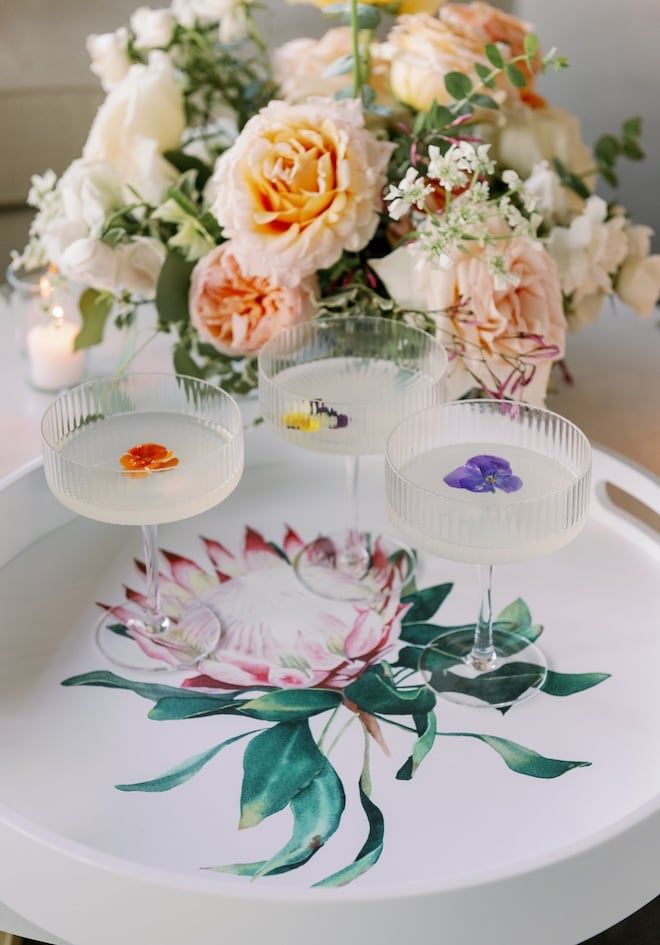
left=39, top=275, right=52, bottom=300
left=51, top=304, right=64, bottom=327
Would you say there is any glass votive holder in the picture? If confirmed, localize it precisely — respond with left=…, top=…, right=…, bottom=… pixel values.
left=5, top=262, right=75, bottom=356
left=25, top=304, right=86, bottom=392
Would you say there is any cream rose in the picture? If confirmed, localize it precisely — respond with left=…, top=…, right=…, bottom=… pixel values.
left=371, top=236, right=566, bottom=404
left=273, top=28, right=394, bottom=111
left=86, top=28, right=131, bottom=92
left=386, top=4, right=542, bottom=114
left=478, top=105, right=594, bottom=183
left=615, top=224, right=660, bottom=317
left=130, top=7, right=176, bottom=48
left=209, top=97, right=393, bottom=285
left=59, top=238, right=121, bottom=293
left=189, top=242, right=317, bottom=356
left=117, top=237, right=167, bottom=298
left=82, top=51, right=185, bottom=205
left=545, top=195, right=629, bottom=327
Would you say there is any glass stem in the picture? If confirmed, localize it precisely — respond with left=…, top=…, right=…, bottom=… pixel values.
left=141, top=523, right=169, bottom=634
left=344, top=454, right=360, bottom=535
left=468, top=563, right=498, bottom=671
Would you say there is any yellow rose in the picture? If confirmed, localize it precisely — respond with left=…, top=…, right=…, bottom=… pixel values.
left=209, top=98, right=393, bottom=286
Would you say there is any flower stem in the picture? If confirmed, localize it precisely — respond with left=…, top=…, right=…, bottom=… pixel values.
left=350, top=0, right=363, bottom=100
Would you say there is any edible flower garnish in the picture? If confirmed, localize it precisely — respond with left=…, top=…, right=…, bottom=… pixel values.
left=120, top=442, right=179, bottom=478
left=282, top=399, right=349, bottom=432
left=444, top=455, right=522, bottom=494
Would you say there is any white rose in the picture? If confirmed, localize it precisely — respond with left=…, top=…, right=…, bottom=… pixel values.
left=87, top=28, right=131, bottom=92
left=171, top=0, right=240, bottom=26
left=117, top=237, right=167, bottom=298
left=82, top=52, right=185, bottom=204
left=218, top=5, right=250, bottom=43
left=616, top=224, right=660, bottom=316
left=524, top=160, right=575, bottom=227
left=41, top=219, right=89, bottom=270
left=58, top=160, right=124, bottom=234
left=546, top=196, right=628, bottom=311
left=59, top=239, right=121, bottom=293
left=130, top=7, right=176, bottom=48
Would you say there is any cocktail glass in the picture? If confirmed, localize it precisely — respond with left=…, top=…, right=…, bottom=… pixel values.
left=385, top=399, right=592, bottom=708
left=41, top=373, right=244, bottom=672
left=258, top=316, right=449, bottom=601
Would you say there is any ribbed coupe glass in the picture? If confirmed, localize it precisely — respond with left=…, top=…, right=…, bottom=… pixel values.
left=41, top=373, right=244, bottom=672
left=258, top=316, right=449, bottom=601
left=385, top=399, right=592, bottom=708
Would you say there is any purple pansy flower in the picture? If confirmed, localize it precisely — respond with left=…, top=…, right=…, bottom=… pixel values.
left=444, top=454, right=523, bottom=494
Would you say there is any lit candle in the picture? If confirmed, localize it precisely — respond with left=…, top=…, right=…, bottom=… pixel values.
left=26, top=305, right=86, bottom=391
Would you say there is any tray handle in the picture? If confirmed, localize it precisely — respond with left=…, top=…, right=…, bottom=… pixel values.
left=591, top=446, right=659, bottom=555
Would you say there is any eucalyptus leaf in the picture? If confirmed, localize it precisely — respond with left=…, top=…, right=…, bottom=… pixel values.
left=443, top=732, right=590, bottom=779
left=322, top=53, right=355, bottom=78
left=444, top=71, right=473, bottom=100
left=485, top=43, right=504, bottom=68
left=239, top=720, right=325, bottom=828
left=505, top=63, right=527, bottom=88
left=474, top=62, right=496, bottom=88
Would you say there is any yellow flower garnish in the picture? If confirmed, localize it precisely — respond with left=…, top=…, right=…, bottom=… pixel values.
left=281, top=413, right=321, bottom=432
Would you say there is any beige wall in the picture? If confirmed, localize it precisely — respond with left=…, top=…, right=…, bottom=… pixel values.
left=1, top=0, right=658, bottom=268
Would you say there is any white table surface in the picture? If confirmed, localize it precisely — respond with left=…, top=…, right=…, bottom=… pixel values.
left=0, top=295, right=658, bottom=945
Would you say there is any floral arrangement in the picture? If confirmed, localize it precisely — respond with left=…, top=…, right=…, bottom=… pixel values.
left=15, top=0, right=660, bottom=401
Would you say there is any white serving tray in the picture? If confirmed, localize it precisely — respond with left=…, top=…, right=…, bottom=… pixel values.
left=0, top=425, right=658, bottom=945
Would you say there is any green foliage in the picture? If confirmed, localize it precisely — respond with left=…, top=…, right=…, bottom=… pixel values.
left=74, top=289, right=115, bottom=351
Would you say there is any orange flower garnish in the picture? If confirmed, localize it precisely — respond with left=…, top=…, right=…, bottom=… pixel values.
left=120, top=443, right=179, bottom=478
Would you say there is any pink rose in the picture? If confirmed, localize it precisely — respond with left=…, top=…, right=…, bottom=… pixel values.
left=431, top=237, right=567, bottom=403
left=189, top=243, right=317, bottom=357
left=371, top=233, right=567, bottom=404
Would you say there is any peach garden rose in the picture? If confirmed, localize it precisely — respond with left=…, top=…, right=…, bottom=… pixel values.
left=371, top=229, right=567, bottom=405
left=209, top=97, right=394, bottom=286
left=386, top=3, right=543, bottom=114
left=189, top=242, right=317, bottom=357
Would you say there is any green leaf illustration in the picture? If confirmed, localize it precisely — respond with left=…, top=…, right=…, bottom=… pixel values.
left=116, top=731, right=257, bottom=792
left=427, top=660, right=546, bottom=707
left=396, top=710, right=437, bottom=781
left=314, top=778, right=384, bottom=887
left=401, top=583, right=453, bottom=624
left=443, top=732, right=590, bottom=779
left=239, top=688, right=342, bottom=721
left=62, top=670, right=253, bottom=719
left=148, top=693, right=247, bottom=721
left=344, top=665, right=435, bottom=716
left=541, top=670, right=611, bottom=697
left=210, top=755, right=345, bottom=877
left=239, top=721, right=325, bottom=828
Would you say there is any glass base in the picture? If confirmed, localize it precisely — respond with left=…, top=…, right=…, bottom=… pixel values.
left=95, top=601, right=222, bottom=673
left=419, top=628, right=547, bottom=709
left=293, top=529, right=416, bottom=603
